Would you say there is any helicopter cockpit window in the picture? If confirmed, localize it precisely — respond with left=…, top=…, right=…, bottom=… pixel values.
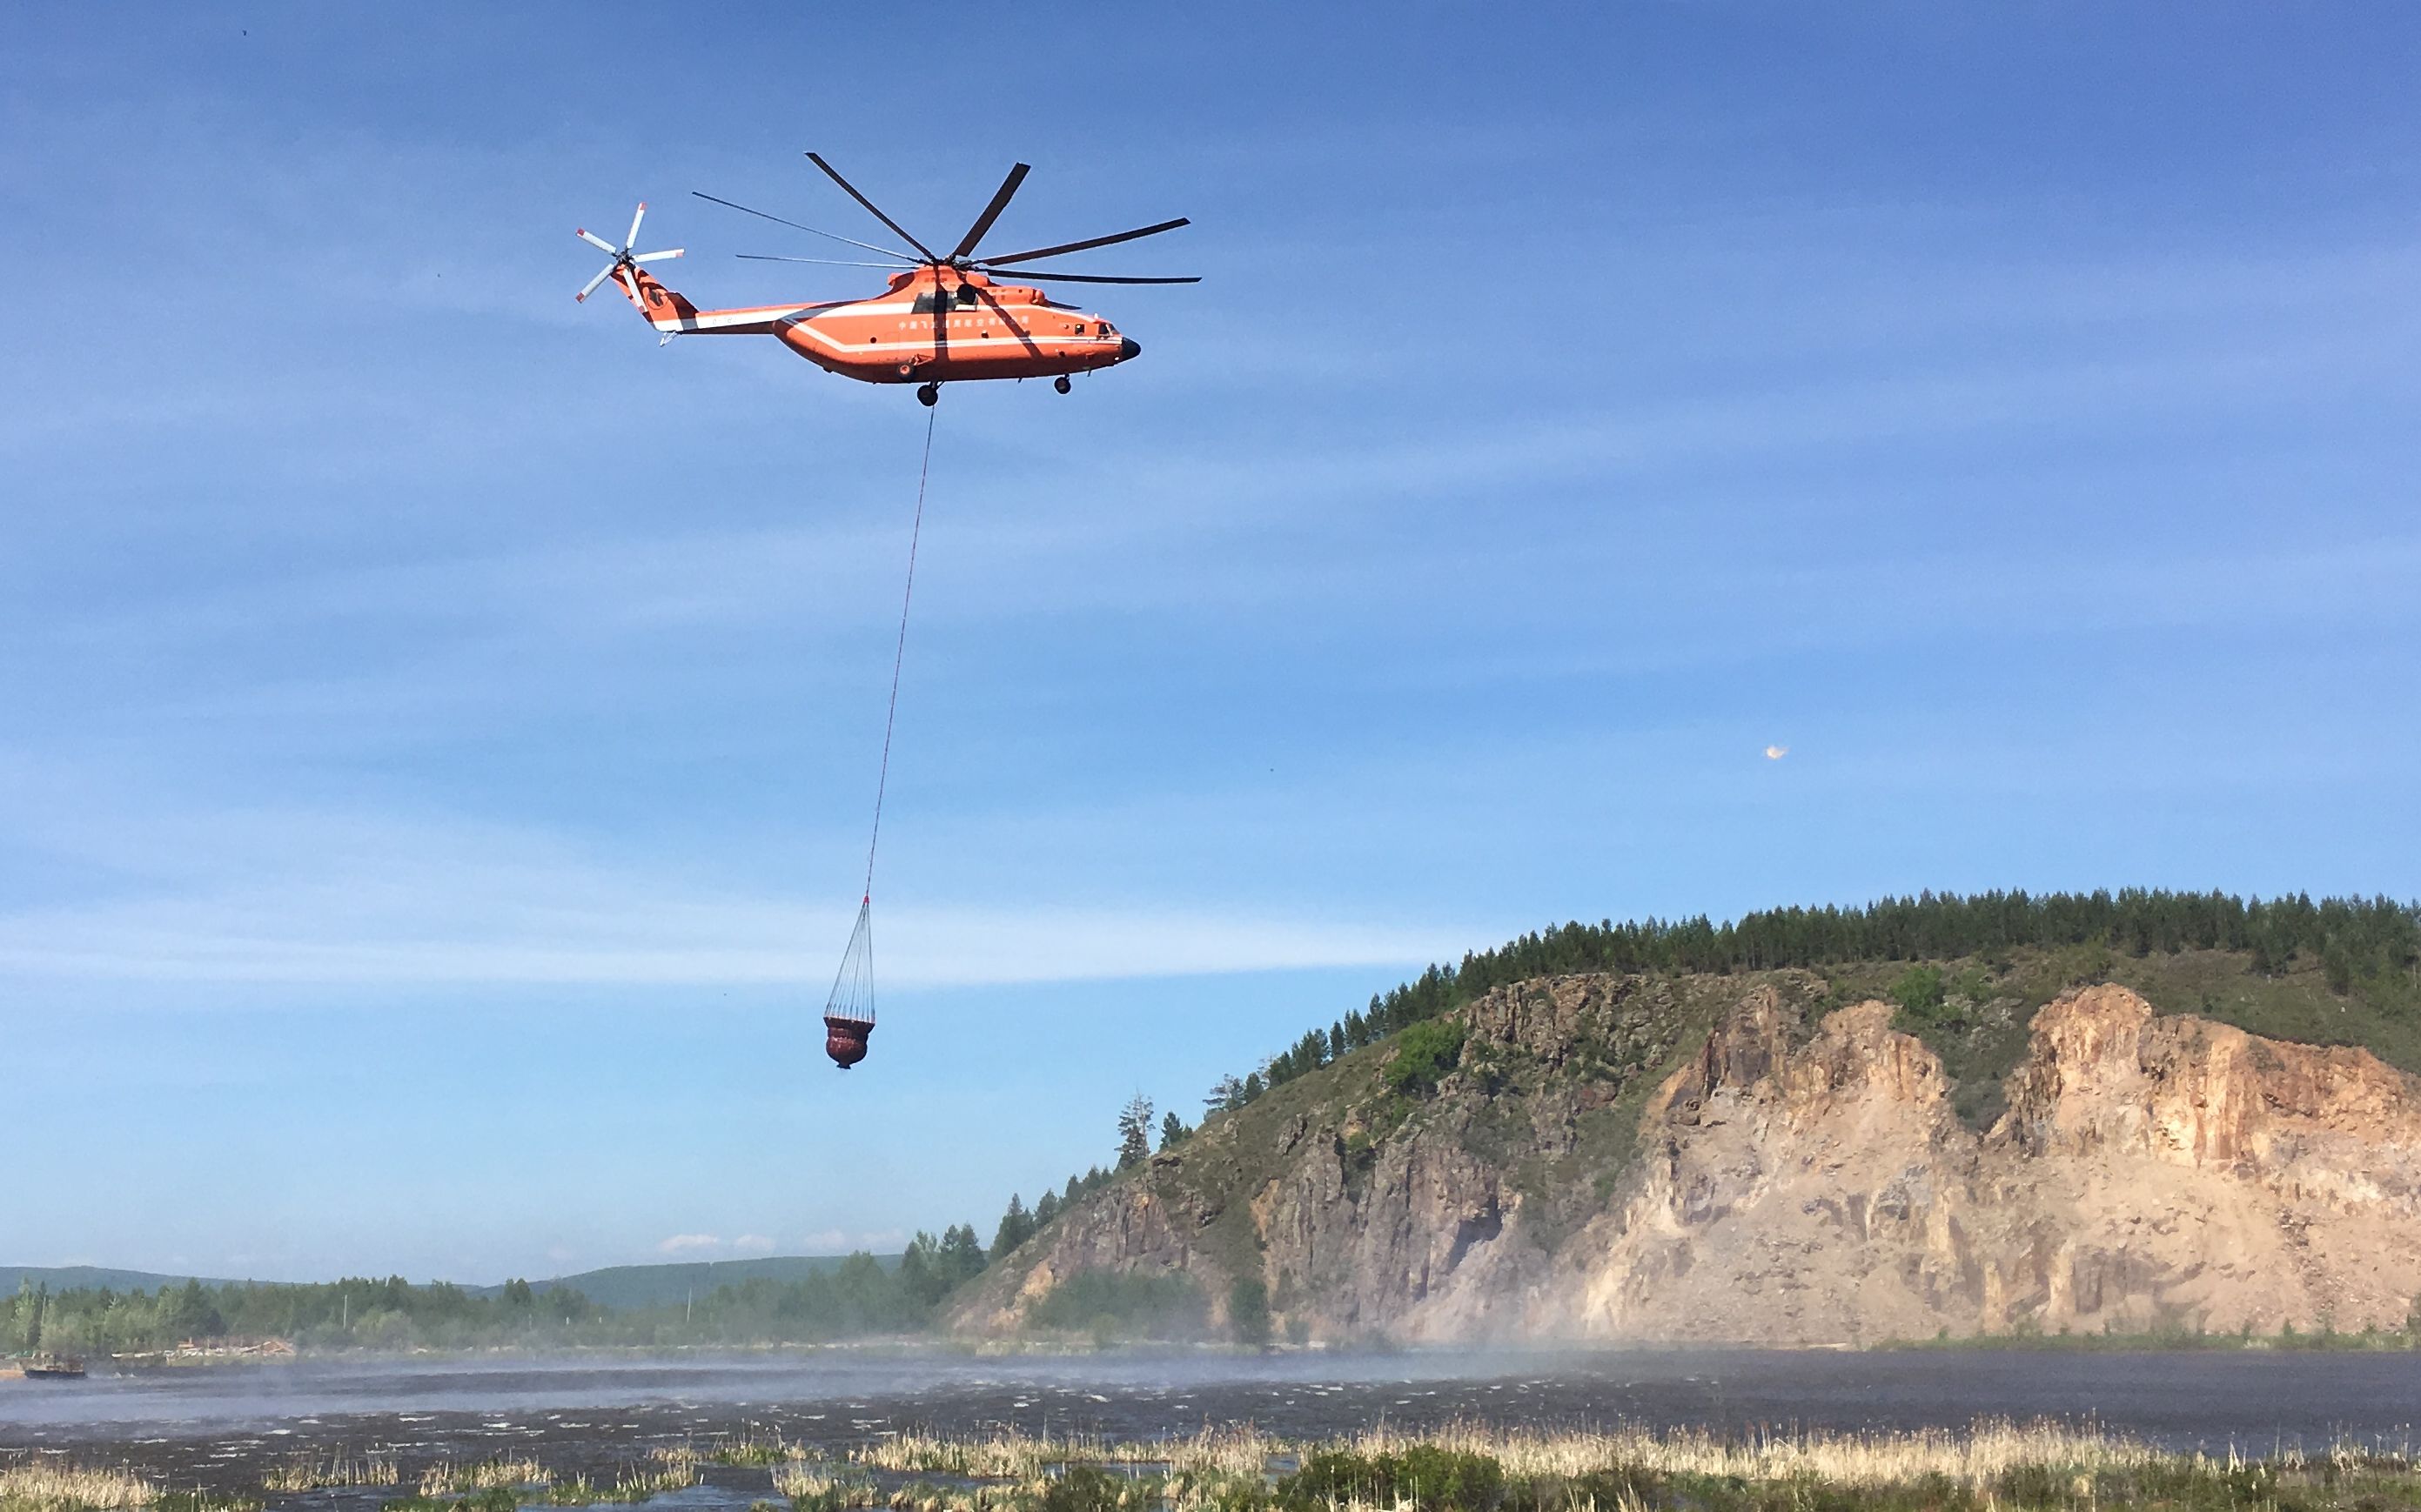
left=910, top=286, right=984, bottom=315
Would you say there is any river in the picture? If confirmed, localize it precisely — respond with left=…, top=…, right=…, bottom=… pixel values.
left=3, top=1349, right=2418, bottom=1495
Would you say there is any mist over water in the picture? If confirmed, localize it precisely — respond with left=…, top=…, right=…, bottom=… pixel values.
left=5, top=1350, right=2421, bottom=1495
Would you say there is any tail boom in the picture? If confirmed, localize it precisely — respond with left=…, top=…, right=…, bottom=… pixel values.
left=617, top=264, right=819, bottom=337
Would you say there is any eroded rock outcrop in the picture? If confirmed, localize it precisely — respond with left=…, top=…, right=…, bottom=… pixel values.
left=952, top=976, right=2421, bottom=1344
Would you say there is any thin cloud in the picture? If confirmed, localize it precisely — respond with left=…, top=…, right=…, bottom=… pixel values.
left=1766, top=745, right=1790, bottom=760
left=656, top=1234, right=721, bottom=1256
left=0, top=791, right=1453, bottom=992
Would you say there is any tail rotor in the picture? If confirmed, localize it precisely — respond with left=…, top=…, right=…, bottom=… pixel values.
left=574, top=202, right=685, bottom=303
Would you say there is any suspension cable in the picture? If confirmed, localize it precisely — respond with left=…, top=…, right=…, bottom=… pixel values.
left=862, top=403, right=937, bottom=903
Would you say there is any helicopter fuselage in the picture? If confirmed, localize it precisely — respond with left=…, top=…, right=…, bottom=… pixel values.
left=619, top=264, right=1140, bottom=386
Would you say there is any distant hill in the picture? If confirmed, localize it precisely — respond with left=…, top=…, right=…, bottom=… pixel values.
left=3, top=1256, right=875, bottom=1311
left=0, top=1265, right=231, bottom=1295
left=486, top=1255, right=877, bottom=1310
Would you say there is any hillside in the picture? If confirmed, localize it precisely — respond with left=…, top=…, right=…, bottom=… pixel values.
left=501, top=1254, right=875, bottom=1310
left=0, top=1265, right=231, bottom=1296
left=952, top=942, right=2421, bottom=1345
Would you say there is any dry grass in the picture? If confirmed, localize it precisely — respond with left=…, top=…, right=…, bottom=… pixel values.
left=772, top=1463, right=875, bottom=1502
left=853, top=1419, right=2175, bottom=1489
left=263, top=1455, right=399, bottom=1493
left=1111, top=1426, right=1281, bottom=1477
left=538, top=1449, right=700, bottom=1509
left=854, top=1431, right=1101, bottom=1478
left=419, top=1459, right=550, bottom=1496
left=617, top=1447, right=702, bottom=1498
left=0, top=1463, right=158, bottom=1512
left=855, top=1425, right=1278, bottom=1481
left=714, top=1430, right=812, bottom=1469
left=1328, top=1418, right=2170, bottom=1490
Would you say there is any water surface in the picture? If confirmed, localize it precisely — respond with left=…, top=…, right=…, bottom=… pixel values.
left=3, top=1349, right=2417, bottom=1495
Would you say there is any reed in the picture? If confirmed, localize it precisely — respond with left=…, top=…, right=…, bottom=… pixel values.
left=0, top=1462, right=158, bottom=1512
left=716, top=1430, right=811, bottom=1469
left=772, top=1462, right=877, bottom=1509
left=418, top=1460, right=549, bottom=1496
left=1111, top=1426, right=1281, bottom=1477
left=1327, top=1417, right=2170, bottom=1489
left=831, top=1417, right=2421, bottom=1512
left=854, top=1431, right=1109, bottom=1479
left=265, top=1455, right=400, bottom=1493
left=615, top=1448, right=702, bottom=1499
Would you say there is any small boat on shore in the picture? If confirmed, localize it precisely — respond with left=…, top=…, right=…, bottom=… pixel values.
left=21, top=1353, right=88, bottom=1379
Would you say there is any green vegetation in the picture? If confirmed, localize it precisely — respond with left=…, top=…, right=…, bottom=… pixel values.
left=845, top=1422, right=2421, bottom=1512
left=1226, top=1275, right=1271, bottom=1346
left=23, top=1421, right=2421, bottom=1512
left=1285, top=1447, right=1505, bottom=1512
left=898, top=1228, right=989, bottom=1308
left=1384, top=1019, right=1467, bottom=1096
left=18, top=889, right=2417, bottom=1359
left=1259, top=1447, right=2421, bottom=1512
left=5, top=1248, right=967, bottom=1353
left=1023, top=1270, right=1208, bottom=1339
left=1117, top=1094, right=1156, bottom=1169
left=1210, top=890, right=2419, bottom=1118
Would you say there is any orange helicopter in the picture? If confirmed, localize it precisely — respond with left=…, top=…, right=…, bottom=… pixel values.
left=576, top=153, right=1196, bottom=406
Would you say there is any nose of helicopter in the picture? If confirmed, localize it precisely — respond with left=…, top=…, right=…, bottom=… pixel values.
left=1117, top=336, right=1142, bottom=361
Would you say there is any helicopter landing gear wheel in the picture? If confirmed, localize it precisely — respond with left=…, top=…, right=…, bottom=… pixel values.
left=915, top=382, right=939, bottom=407
left=1053, top=375, right=1072, bottom=395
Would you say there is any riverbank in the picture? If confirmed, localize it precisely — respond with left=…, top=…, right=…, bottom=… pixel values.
left=1883, top=1325, right=2421, bottom=1353
left=11, top=1419, right=2421, bottom=1512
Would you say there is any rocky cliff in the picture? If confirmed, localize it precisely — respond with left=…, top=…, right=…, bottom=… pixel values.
left=952, top=967, right=2421, bottom=1344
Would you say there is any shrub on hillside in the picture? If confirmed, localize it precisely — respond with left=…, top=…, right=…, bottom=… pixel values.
left=1385, top=1019, right=1468, bottom=1097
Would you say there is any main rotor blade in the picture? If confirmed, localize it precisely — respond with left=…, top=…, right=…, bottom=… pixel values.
left=576, top=228, right=619, bottom=254
left=805, top=151, right=939, bottom=263
left=691, top=191, right=921, bottom=263
left=736, top=253, right=918, bottom=268
left=949, top=162, right=1029, bottom=261
left=983, top=269, right=1201, bottom=285
left=632, top=249, right=684, bottom=262
left=978, top=217, right=1190, bottom=267
left=626, top=202, right=647, bottom=252
left=575, top=264, right=618, bottom=302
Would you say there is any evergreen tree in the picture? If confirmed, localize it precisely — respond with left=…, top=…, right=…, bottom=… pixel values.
left=1117, top=1093, right=1155, bottom=1168
left=940, top=1223, right=988, bottom=1287
left=990, top=1194, right=1034, bottom=1260
left=1159, top=1110, right=1190, bottom=1150
left=1227, top=1276, right=1271, bottom=1346
left=164, top=1278, right=223, bottom=1341
left=898, top=1233, right=943, bottom=1307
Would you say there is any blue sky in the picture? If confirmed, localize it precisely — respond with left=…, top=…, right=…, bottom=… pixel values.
left=4, top=3, right=2418, bottom=1284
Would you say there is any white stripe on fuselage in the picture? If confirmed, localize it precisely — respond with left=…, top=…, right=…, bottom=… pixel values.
left=652, top=292, right=1096, bottom=338
left=770, top=318, right=1122, bottom=356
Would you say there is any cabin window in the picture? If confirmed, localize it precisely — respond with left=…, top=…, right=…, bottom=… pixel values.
left=910, top=287, right=982, bottom=315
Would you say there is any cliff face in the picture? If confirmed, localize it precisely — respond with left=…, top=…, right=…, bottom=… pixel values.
left=953, top=975, right=2421, bottom=1344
